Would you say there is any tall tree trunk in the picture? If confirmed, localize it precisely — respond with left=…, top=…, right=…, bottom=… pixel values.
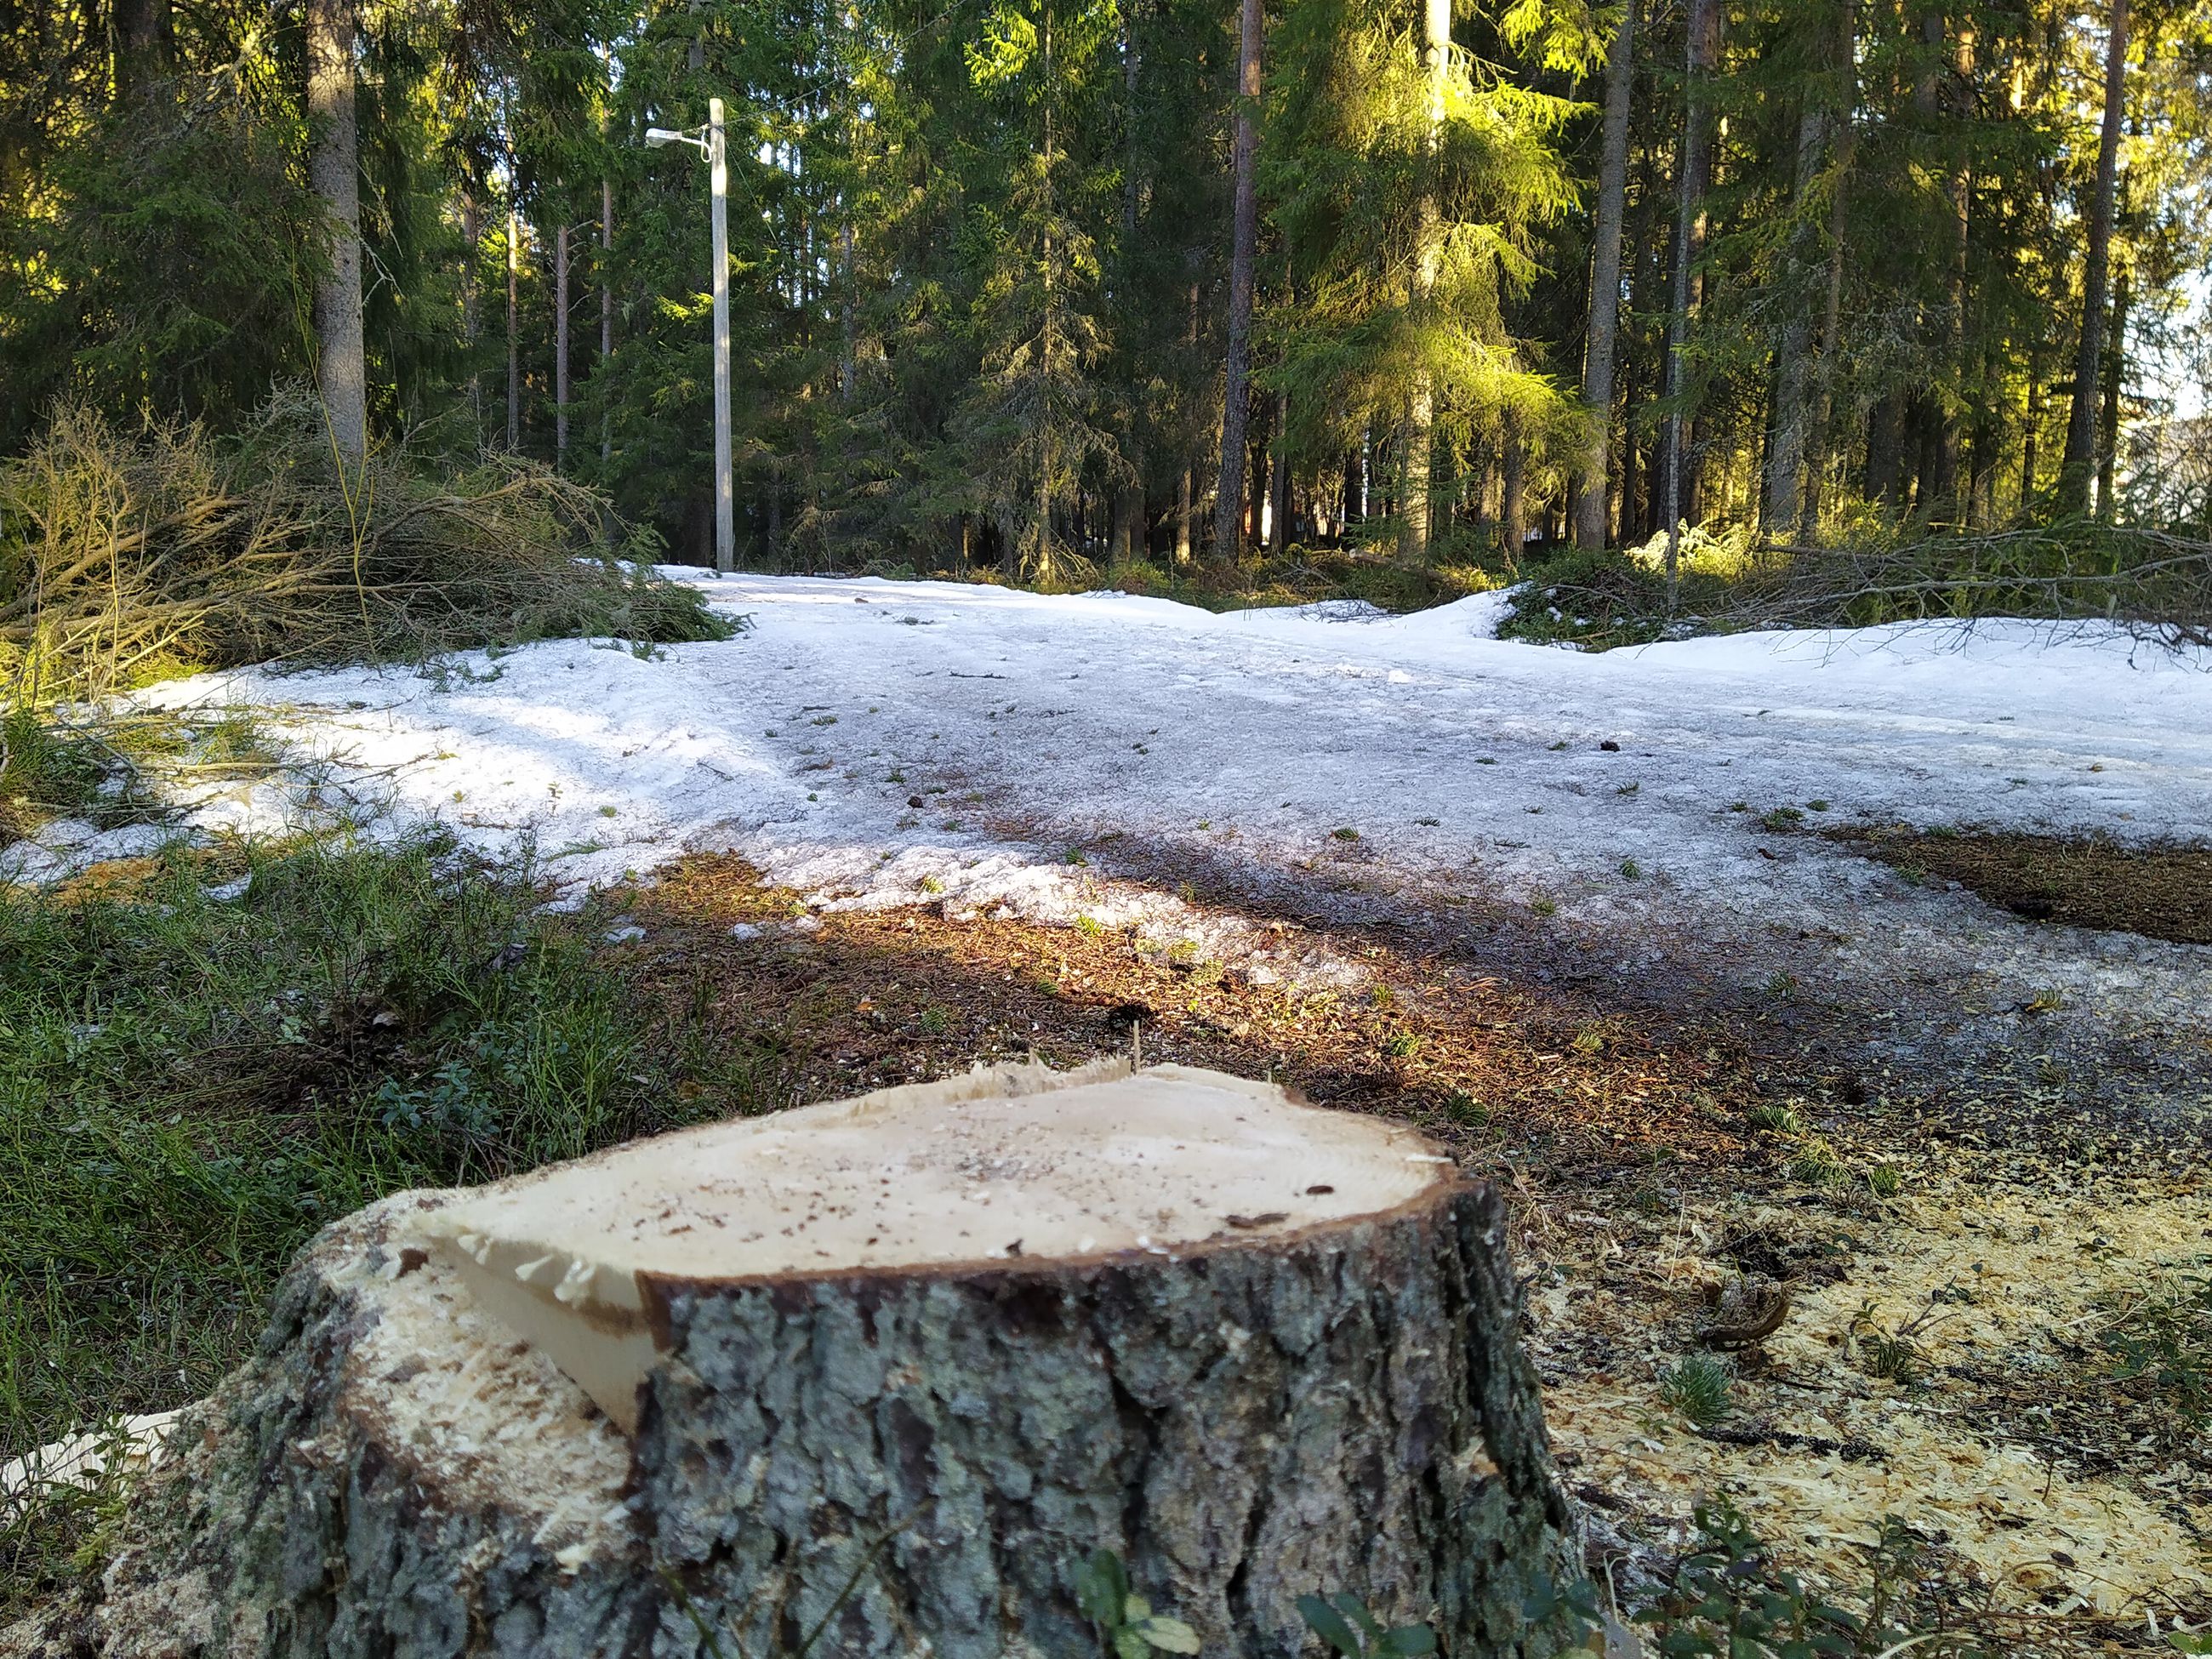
left=306, top=0, right=368, bottom=463
left=1246, top=396, right=1269, bottom=544
left=555, top=222, right=572, bottom=471
left=2061, top=0, right=2129, bottom=513
left=506, top=208, right=522, bottom=451
left=840, top=218, right=856, bottom=403
left=1268, top=390, right=1291, bottom=556
left=461, top=185, right=484, bottom=436
left=1864, top=392, right=1905, bottom=507
left=1178, top=278, right=1200, bottom=564
left=1211, top=0, right=1262, bottom=565
left=1799, top=2, right=1856, bottom=543
left=111, top=0, right=170, bottom=101
left=1113, top=0, right=1145, bottom=565
left=1573, top=0, right=1635, bottom=551
left=1763, top=87, right=1826, bottom=538
left=1661, top=0, right=1720, bottom=593
left=1400, top=0, right=1451, bottom=564
left=1501, top=414, right=1526, bottom=563
left=2021, top=335, right=2044, bottom=511
left=601, top=178, right=614, bottom=465
left=2095, top=266, right=2129, bottom=521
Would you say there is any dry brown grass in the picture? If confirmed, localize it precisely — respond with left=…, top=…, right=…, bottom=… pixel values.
left=1826, top=825, right=2212, bottom=945
left=0, top=393, right=726, bottom=710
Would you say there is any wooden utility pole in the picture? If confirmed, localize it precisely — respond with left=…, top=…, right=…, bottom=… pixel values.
left=1573, top=0, right=1636, bottom=551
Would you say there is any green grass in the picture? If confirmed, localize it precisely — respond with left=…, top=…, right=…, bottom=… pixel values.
left=0, top=830, right=769, bottom=1481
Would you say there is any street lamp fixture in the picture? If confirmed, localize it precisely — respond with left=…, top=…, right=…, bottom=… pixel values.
left=642, top=100, right=733, bottom=574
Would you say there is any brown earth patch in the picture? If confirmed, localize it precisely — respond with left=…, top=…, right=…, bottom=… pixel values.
left=1828, top=825, right=2212, bottom=945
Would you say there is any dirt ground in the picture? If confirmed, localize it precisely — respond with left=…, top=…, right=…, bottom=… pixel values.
left=596, top=848, right=2212, bottom=1655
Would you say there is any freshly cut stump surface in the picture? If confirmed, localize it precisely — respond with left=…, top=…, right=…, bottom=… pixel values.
left=94, top=1059, right=1571, bottom=1659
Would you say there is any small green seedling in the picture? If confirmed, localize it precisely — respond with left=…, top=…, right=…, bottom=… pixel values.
left=1297, top=1593, right=1437, bottom=1657
left=1658, top=1354, right=1734, bottom=1426
left=1075, top=1550, right=1202, bottom=1657
left=1331, top=826, right=1360, bottom=841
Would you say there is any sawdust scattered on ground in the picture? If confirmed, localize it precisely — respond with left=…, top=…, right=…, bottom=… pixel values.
left=613, top=854, right=2211, bottom=1652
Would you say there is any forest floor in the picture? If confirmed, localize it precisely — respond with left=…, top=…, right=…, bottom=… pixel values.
left=5, top=573, right=2209, bottom=1651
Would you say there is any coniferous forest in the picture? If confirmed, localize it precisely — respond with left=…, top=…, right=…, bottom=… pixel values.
left=3, top=0, right=2207, bottom=581
left=9, top=5, right=2212, bottom=1648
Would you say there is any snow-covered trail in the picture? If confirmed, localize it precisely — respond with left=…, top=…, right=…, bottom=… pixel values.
left=73, top=572, right=2212, bottom=1113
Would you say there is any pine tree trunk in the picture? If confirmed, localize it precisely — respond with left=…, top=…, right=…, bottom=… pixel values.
left=1400, top=0, right=1451, bottom=565
left=1268, top=390, right=1291, bottom=556
left=111, top=0, right=169, bottom=102
left=1177, top=465, right=1194, bottom=562
left=1501, top=413, right=1526, bottom=562
left=1763, top=75, right=1827, bottom=538
left=1918, top=9, right=1971, bottom=521
left=2061, top=0, right=2129, bottom=513
left=1212, top=0, right=1263, bottom=566
left=1660, top=0, right=1720, bottom=591
left=507, top=208, right=522, bottom=451
left=462, top=186, right=484, bottom=436
left=601, top=179, right=615, bottom=465
left=94, top=1067, right=1573, bottom=1659
left=2095, top=267, right=2129, bottom=522
left=1798, top=2, right=1856, bottom=544
left=1862, top=393, right=1903, bottom=508
left=306, top=0, right=368, bottom=463
left=556, top=223, right=572, bottom=471
left=841, top=218, right=857, bottom=403
left=1573, top=0, right=1635, bottom=551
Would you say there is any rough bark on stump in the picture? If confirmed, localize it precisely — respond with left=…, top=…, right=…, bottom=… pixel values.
left=93, top=1064, right=1571, bottom=1659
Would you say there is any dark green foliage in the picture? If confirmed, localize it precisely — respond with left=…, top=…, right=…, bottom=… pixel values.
left=1497, top=547, right=1693, bottom=650
left=0, top=31, right=320, bottom=448
left=1636, top=1502, right=1984, bottom=1659
left=0, top=711, right=149, bottom=841
left=1297, top=1592, right=1438, bottom=1656
left=1075, top=1549, right=1203, bottom=1656
left=2100, top=1272, right=2212, bottom=1429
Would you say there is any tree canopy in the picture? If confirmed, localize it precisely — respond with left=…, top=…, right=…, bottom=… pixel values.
left=3, top=0, right=2206, bottom=567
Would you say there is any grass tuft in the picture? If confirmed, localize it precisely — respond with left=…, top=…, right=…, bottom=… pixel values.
left=0, top=827, right=772, bottom=1621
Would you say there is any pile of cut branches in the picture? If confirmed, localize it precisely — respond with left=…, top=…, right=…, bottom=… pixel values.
left=1725, top=521, right=2212, bottom=645
left=0, top=391, right=730, bottom=707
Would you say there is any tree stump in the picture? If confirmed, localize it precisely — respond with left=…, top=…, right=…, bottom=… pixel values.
left=94, top=1060, right=1572, bottom=1659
